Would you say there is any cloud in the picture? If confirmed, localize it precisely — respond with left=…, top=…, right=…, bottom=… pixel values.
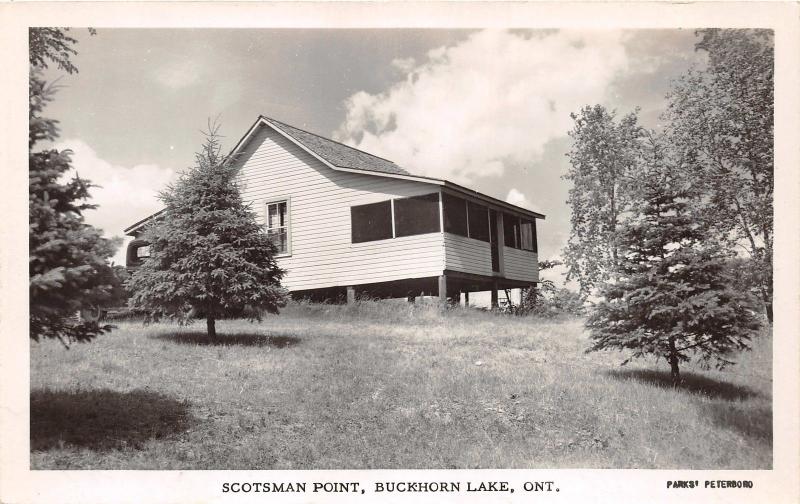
left=155, top=59, right=202, bottom=89
left=56, top=139, right=177, bottom=265
left=335, top=29, right=630, bottom=184
left=505, top=188, right=542, bottom=213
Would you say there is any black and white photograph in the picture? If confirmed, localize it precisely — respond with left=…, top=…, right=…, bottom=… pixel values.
left=2, top=2, right=799, bottom=503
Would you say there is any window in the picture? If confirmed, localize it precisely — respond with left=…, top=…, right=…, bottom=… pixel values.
left=351, top=200, right=393, bottom=243
left=520, top=219, right=537, bottom=252
left=503, top=213, right=520, bottom=248
left=442, top=192, right=468, bottom=237
left=467, top=201, right=490, bottom=242
left=136, top=245, right=151, bottom=259
left=266, top=200, right=289, bottom=255
left=394, top=193, right=441, bottom=237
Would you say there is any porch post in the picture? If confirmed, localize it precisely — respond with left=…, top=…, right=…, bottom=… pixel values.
left=438, top=275, right=448, bottom=306
left=346, top=286, right=356, bottom=305
left=496, top=211, right=505, bottom=275
left=490, top=281, right=499, bottom=309
left=464, top=291, right=470, bottom=307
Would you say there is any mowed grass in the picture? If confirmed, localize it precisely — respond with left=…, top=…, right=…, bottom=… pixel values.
left=30, top=301, right=772, bottom=470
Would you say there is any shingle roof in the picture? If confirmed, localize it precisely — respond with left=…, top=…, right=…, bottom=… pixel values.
left=263, top=116, right=411, bottom=176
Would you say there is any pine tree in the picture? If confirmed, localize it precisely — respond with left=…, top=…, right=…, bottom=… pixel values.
left=29, top=28, right=118, bottom=344
left=586, top=175, right=762, bottom=385
left=127, top=123, right=288, bottom=340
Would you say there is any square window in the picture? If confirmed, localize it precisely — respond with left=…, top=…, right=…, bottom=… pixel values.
left=351, top=200, right=393, bottom=243
left=394, top=193, right=441, bottom=237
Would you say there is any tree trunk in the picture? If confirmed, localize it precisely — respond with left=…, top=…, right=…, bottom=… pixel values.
left=668, top=336, right=680, bottom=386
left=760, top=287, right=773, bottom=324
left=207, top=316, right=217, bottom=341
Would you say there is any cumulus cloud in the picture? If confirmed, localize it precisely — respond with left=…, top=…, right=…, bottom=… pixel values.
left=505, top=188, right=542, bottom=213
left=56, top=139, right=177, bottom=264
left=335, top=29, right=630, bottom=184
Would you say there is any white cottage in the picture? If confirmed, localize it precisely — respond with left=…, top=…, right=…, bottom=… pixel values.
left=124, top=115, right=545, bottom=305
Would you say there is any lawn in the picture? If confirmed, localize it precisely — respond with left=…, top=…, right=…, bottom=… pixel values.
left=30, top=301, right=772, bottom=470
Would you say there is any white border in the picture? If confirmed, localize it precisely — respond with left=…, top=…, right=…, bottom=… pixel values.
left=1, top=3, right=798, bottom=504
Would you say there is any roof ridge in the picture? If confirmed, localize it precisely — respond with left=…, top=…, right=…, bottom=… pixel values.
left=260, top=115, right=402, bottom=168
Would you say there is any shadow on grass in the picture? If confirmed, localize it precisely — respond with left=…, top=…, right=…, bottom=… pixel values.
left=694, top=402, right=772, bottom=447
left=605, top=368, right=760, bottom=401
left=150, top=332, right=301, bottom=348
left=31, top=389, right=193, bottom=452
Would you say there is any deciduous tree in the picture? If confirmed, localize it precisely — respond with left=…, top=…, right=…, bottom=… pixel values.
left=127, top=123, right=288, bottom=340
left=665, top=28, right=774, bottom=321
left=563, top=105, right=643, bottom=296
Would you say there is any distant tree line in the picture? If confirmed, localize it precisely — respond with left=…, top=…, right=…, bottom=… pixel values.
left=562, top=29, right=771, bottom=383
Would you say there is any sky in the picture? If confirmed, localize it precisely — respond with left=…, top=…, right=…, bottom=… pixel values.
left=40, top=28, right=705, bottom=284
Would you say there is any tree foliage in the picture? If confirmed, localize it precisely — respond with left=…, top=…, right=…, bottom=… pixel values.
left=665, top=28, right=774, bottom=321
left=563, top=105, right=643, bottom=296
left=586, top=174, right=762, bottom=384
left=519, top=260, right=585, bottom=317
left=564, top=30, right=774, bottom=324
left=127, top=123, right=288, bottom=340
left=29, top=28, right=118, bottom=345
left=29, top=28, right=94, bottom=75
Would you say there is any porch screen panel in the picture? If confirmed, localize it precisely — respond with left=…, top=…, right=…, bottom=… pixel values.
left=351, top=200, right=393, bottom=243
left=520, top=219, right=537, bottom=252
left=504, top=213, right=520, bottom=248
left=394, top=193, right=441, bottom=237
left=442, top=192, right=468, bottom=237
left=467, top=201, right=490, bottom=242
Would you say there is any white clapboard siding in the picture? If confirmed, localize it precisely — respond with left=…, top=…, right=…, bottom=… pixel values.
left=233, top=125, right=445, bottom=291
left=443, top=233, right=494, bottom=277
left=503, top=246, right=538, bottom=282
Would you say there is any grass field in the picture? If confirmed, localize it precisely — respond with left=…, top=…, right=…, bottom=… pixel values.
left=30, top=301, right=772, bottom=470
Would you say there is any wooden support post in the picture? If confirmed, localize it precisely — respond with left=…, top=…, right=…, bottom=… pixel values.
left=490, top=281, right=499, bottom=309
left=464, top=291, right=470, bottom=307
left=346, top=286, right=356, bottom=305
left=495, top=212, right=505, bottom=275
left=438, top=275, right=448, bottom=306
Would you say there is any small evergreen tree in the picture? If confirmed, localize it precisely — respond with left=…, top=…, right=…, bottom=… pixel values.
left=586, top=176, right=762, bottom=385
left=127, top=123, right=288, bottom=340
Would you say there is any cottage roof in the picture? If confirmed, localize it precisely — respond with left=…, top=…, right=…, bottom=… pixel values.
left=125, top=115, right=545, bottom=236
left=265, top=117, right=411, bottom=177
